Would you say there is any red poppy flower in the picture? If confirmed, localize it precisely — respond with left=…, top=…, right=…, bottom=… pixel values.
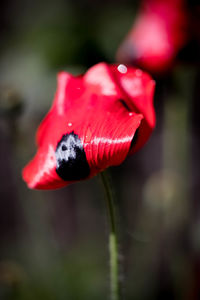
left=116, top=0, right=188, bottom=74
left=22, top=62, right=155, bottom=190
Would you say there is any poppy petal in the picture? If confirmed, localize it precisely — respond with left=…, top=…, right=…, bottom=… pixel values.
left=84, top=62, right=118, bottom=96
left=110, top=64, right=155, bottom=154
left=22, top=145, right=63, bottom=190
left=22, top=62, right=155, bottom=190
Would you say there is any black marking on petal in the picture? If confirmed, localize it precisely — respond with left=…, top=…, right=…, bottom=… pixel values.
left=119, top=99, right=131, bottom=112
left=130, top=129, right=139, bottom=149
left=55, top=132, right=90, bottom=181
left=62, top=144, right=67, bottom=151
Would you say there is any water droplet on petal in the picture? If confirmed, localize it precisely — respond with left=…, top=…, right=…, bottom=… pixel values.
left=68, top=122, right=72, bottom=127
left=117, top=64, right=127, bottom=74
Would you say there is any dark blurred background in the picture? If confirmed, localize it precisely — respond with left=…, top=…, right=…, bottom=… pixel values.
left=0, top=0, right=199, bottom=299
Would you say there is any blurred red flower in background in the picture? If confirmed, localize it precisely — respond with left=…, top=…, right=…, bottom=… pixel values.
left=22, top=63, right=155, bottom=190
left=117, top=0, right=188, bottom=74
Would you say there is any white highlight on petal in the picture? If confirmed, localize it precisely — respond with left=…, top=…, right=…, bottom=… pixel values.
left=85, top=63, right=117, bottom=96
left=121, top=77, right=143, bottom=97
left=92, top=136, right=132, bottom=145
left=117, top=64, right=127, bottom=74
left=68, top=122, right=72, bottom=127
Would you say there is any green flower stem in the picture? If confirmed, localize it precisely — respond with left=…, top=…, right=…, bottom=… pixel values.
left=100, top=170, right=121, bottom=300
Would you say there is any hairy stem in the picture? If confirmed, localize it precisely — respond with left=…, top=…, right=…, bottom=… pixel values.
left=100, top=170, right=121, bottom=300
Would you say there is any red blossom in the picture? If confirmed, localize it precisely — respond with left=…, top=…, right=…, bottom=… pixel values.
left=22, top=63, right=155, bottom=190
left=117, top=0, right=188, bottom=74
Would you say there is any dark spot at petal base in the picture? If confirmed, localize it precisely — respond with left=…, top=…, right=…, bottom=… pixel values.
left=55, top=132, right=90, bottom=181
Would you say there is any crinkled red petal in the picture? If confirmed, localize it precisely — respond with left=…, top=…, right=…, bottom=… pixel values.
left=22, top=62, right=155, bottom=190
left=110, top=64, right=155, bottom=154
